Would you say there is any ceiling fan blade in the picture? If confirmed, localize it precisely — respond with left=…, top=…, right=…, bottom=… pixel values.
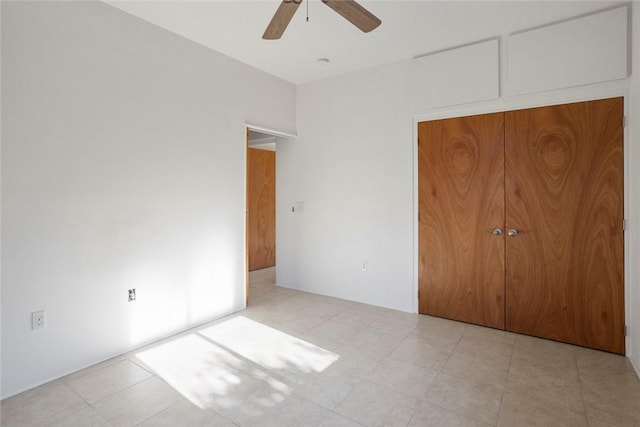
left=263, top=0, right=302, bottom=40
left=322, top=0, right=381, bottom=33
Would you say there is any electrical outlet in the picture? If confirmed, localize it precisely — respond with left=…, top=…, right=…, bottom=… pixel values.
left=32, top=310, right=46, bottom=330
left=128, top=289, right=136, bottom=302
left=361, top=260, right=368, bottom=272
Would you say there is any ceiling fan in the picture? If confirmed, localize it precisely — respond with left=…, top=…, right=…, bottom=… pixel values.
left=263, top=0, right=382, bottom=40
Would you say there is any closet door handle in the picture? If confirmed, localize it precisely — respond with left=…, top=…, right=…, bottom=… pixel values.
left=492, top=228, right=503, bottom=236
left=508, top=229, right=520, bottom=237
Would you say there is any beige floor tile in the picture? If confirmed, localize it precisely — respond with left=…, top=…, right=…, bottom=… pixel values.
left=297, top=333, right=344, bottom=354
left=442, top=346, right=510, bottom=390
left=498, top=378, right=587, bottom=426
left=498, top=399, right=587, bottom=426
left=509, top=335, right=580, bottom=391
left=576, top=346, right=638, bottom=384
left=509, top=339, right=579, bottom=389
left=463, top=323, right=516, bottom=345
left=233, top=393, right=328, bottom=427
left=454, top=325, right=515, bottom=361
left=329, top=346, right=383, bottom=378
left=579, top=360, right=640, bottom=397
left=260, top=296, right=313, bottom=318
left=271, top=286, right=307, bottom=298
left=66, top=359, right=153, bottom=403
left=513, top=335, right=578, bottom=366
left=304, top=301, right=352, bottom=318
left=47, top=406, right=111, bottom=427
left=242, top=302, right=292, bottom=325
left=92, top=376, right=182, bottom=427
left=317, top=411, right=363, bottom=426
left=367, top=311, right=420, bottom=336
left=291, top=369, right=362, bottom=409
left=248, top=290, right=295, bottom=307
left=312, top=295, right=357, bottom=309
left=586, top=419, right=631, bottom=427
left=300, top=293, right=356, bottom=310
left=62, top=354, right=129, bottom=383
left=137, top=399, right=235, bottom=426
left=272, top=312, right=332, bottom=335
left=388, top=336, right=452, bottom=371
left=408, top=401, right=492, bottom=427
left=345, top=328, right=406, bottom=358
left=335, top=380, right=418, bottom=427
left=508, top=359, right=581, bottom=394
left=366, top=357, right=438, bottom=399
left=242, top=303, right=278, bottom=320
left=331, top=306, right=385, bottom=328
left=304, top=320, right=367, bottom=347
left=0, top=381, right=88, bottom=427
left=574, top=345, right=629, bottom=367
left=194, top=370, right=293, bottom=422
left=425, top=373, right=503, bottom=425
left=263, top=316, right=315, bottom=335
left=581, top=371, right=640, bottom=426
left=411, top=315, right=466, bottom=352
left=249, top=266, right=275, bottom=280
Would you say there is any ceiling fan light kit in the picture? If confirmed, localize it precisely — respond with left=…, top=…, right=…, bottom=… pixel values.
left=263, top=0, right=381, bottom=40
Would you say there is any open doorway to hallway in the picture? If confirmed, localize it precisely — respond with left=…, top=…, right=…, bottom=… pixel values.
left=246, top=129, right=277, bottom=304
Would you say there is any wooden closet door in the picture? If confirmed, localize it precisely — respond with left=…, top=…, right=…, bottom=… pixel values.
left=505, top=98, right=624, bottom=354
left=248, top=148, right=276, bottom=271
left=418, top=113, right=506, bottom=329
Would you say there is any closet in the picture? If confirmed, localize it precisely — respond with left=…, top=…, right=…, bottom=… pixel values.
left=418, top=97, right=624, bottom=354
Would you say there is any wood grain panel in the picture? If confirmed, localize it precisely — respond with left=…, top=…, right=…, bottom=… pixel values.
left=505, top=97, right=624, bottom=354
left=418, top=113, right=506, bottom=329
left=248, top=148, right=276, bottom=271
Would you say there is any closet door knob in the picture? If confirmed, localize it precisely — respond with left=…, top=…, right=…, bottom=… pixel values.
left=492, top=228, right=503, bottom=236
left=508, top=229, right=520, bottom=237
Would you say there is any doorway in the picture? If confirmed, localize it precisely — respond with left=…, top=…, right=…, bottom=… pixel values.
left=247, top=130, right=277, bottom=272
left=246, top=127, right=291, bottom=304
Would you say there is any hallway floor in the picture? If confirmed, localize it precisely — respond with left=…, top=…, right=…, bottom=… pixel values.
left=2, top=267, right=640, bottom=426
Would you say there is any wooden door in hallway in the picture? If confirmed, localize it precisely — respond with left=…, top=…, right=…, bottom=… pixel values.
left=247, top=147, right=276, bottom=271
left=504, top=98, right=625, bottom=354
left=418, top=112, right=506, bottom=329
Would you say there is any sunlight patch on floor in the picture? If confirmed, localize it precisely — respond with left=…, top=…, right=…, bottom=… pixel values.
left=134, top=315, right=339, bottom=411
left=199, top=316, right=340, bottom=374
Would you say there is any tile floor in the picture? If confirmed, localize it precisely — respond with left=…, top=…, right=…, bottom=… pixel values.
left=2, top=267, right=640, bottom=426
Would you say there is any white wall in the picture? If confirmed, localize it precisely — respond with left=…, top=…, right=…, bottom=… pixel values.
left=0, top=1, right=295, bottom=398
left=507, top=6, right=628, bottom=95
left=410, top=39, right=500, bottom=110
left=277, top=62, right=415, bottom=312
left=277, top=4, right=639, bottom=373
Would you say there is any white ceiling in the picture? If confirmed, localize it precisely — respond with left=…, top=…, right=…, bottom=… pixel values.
left=105, top=0, right=622, bottom=85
